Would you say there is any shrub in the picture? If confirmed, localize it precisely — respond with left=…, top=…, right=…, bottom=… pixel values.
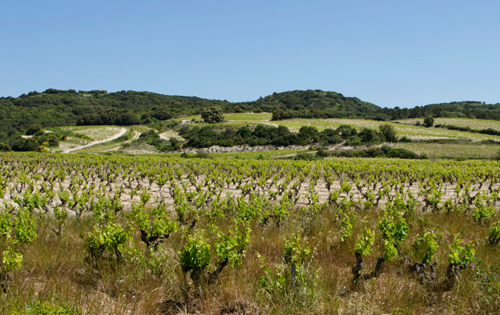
left=488, top=222, right=500, bottom=246
left=492, top=150, right=500, bottom=161
left=26, top=124, right=42, bottom=135
left=379, top=124, right=397, bottom=142
left=424, top=116, right=434, bottom=127
left=201, top=106, right=224, bottom=124
left=0, top=142, right=11, bottom=152
left=399, top=136, right=411, bottom=142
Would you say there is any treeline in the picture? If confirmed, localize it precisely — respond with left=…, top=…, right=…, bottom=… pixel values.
left=77, top=108, right=140, bottom=126
left=377, top=101, right=500, bottom=121
left=268, top=96, right=500, bottom=122
left=177, top=123, right=401, bottom=149
left=137, top=123, right=402, bottom=152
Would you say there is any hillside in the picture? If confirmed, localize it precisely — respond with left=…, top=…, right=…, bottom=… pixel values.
left=0, top=89, right=228, bottom=135
left=0, top=89, right=380, bottom=146
left=235, top=90, right=380, bottom=120
left=379, top=101, right=500, bottom=121
left=2, top=88, right=500, bottom=148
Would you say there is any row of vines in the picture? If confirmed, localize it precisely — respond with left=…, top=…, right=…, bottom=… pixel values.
left=0, top=153, right=499, bottom=314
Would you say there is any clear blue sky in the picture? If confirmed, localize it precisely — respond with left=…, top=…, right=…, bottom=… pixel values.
left=1, top=0, right=499, bottom=108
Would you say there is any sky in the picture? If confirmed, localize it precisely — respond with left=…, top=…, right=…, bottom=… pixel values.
left=1, top=0, right=499, bottom=108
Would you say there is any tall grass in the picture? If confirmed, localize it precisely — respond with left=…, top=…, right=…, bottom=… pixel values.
left=1, top=203, right=498, bottom=315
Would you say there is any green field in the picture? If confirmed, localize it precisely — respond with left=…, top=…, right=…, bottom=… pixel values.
left=393, top=142, right=499, bottom=159
left=185, top=113, right=500, bottom=141
left=396, top=117, right=500, bottom=130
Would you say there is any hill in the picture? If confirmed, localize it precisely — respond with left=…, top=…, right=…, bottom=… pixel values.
left=0, top=89, right=228, bottom=136
left=235, top=90, right=380, bottom=120
left=2, top=88, right=500, bottom=149
left=0, top=89, right=380, bottom=145
left=379, top=101, right=500, bottom=120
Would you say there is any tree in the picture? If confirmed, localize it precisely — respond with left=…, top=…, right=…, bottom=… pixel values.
left=0, top=143, right=11, bottom=152
left=118, top=112, right=140, bottom=125
left=169, top=137, right=182, bottom=150
left=201, top=106, right=224, bottom=124
left=424, top=116, right=434, bottom=128
left=379, top=124, right=397, bottom=142
left=271, top=109, right=284, bottom=121
left=320, top=128, right=342, bottom=144
left=151, top=109, right=173, bottom=120
left=492, top=149, right=500, bottom=161
left=359, top=128, right=378, bottom=143
left=336, top=125, right=357, bottom=139
left=26, top=124, right=42, bottom=135
left=236, top=126, right=252, bottom=138
left=298, top=126, right=319, bottom=143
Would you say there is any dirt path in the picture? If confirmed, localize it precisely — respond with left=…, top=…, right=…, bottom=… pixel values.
left=131, top=131, right=141, bottom=141
left=99, top=131, right=142, bottom=153
left=159, top=130, right=184, bottom=141
left=63, top=127, right=128, bottom=153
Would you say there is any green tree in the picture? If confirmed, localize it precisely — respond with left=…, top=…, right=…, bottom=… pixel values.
left=424, top=116, right=434, bottom=127
left=169, top=137, right=182, bottom=150
left=298, top=126, right=319, bottom=143
left=379, top=124, right=397, bottom=142
left=0, top=143, right=11, bottom=152
left=201, top=106, right=224, bottom=123
left=336, top=125, right=357, bottom=138
left=359, top=128, right=379, bottom=143
left=26, top=124, right=42, bottom=135
left=492, top=150, right=500, bottom=161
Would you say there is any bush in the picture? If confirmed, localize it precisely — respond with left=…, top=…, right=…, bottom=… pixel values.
left=316, top=149, right=330, bottom=158
left=293, top=153, right=322, bottom=161
left=379, top=124, right=397, bottom=142
left=26, top=124, right=42, bottom=135
left=151, top=109, right=173, bottom=120
left=424, top=116, right=434, bottom=127
left=336, top=125, right=357, bottom=138
left=345, top=136, right=362, bottom=146
left=320, top=128, right=342, bottom=144
left=399, top=136, right=412, bottom=142
left=0, top=142, right=11, bottom=152
left=138, top=129, right=159, bottom=142
left=492, top=150, right=500, bottom=161
left=201, top=106, right=224, bottom=124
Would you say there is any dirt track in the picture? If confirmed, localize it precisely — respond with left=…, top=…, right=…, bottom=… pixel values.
left=62, top=127, right=128, bottom=153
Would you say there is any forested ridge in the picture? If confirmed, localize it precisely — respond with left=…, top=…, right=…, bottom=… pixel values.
left=1, top=88, right=500, bottom=145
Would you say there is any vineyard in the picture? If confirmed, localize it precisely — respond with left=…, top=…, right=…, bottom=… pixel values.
left=1, top=153, right=499, bottom=314
left=186, top=113, right=500, bottom=141
left=396, top=118, right=500, bottom=131
left=392, top=142, right=500, bottom=160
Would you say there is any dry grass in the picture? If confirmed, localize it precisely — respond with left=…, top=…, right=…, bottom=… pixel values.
left=1, top=155, right=499, bottom=314
left=1, top=203, right=498, bottom=315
